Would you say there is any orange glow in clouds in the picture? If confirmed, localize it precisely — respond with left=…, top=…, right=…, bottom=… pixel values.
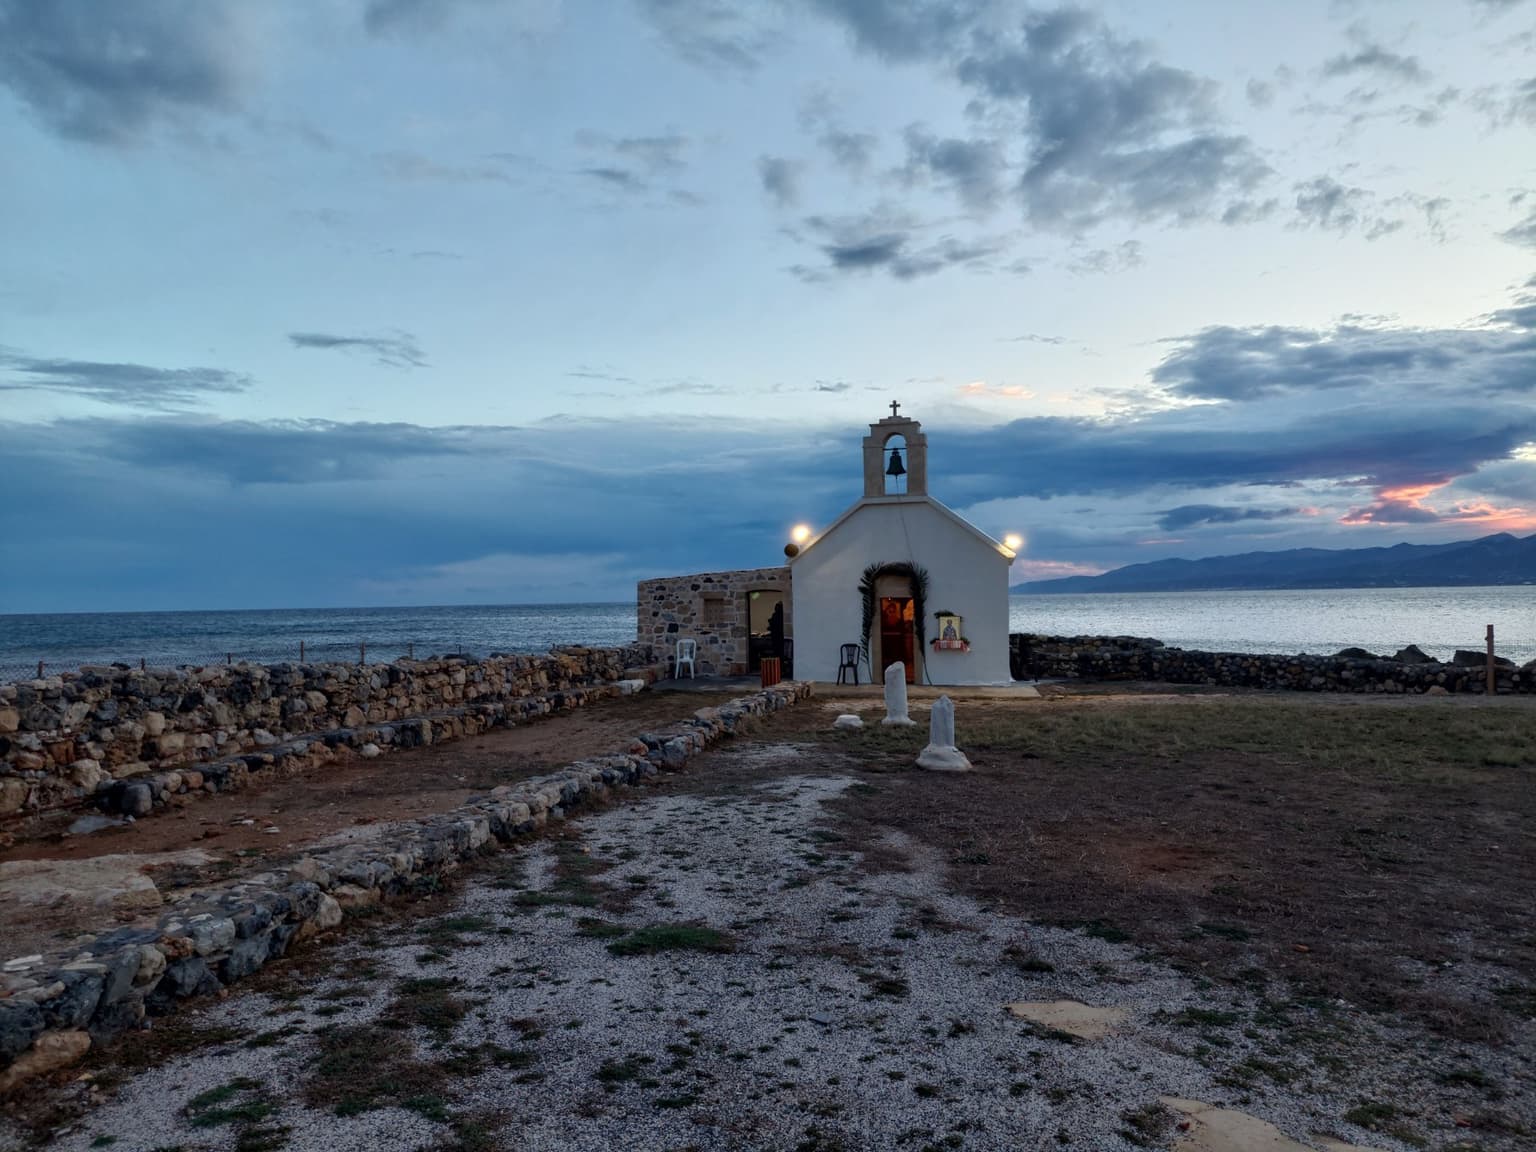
left=1340, top=481, right=1536, bottom=530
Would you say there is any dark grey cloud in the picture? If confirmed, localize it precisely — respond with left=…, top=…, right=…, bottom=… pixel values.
left=1321, top=46, right=1429, bottom=85
left=820, top=128, right=879, bottom=174
left=0, top=0, right=251, bottom=145
left=288, top=331, right=427, bottom=369
left=1152, top=301, right=1536, bottom=403
left=1002, top=333, right=1066, bottom=345
left=799, top=93, right=880, bottom=175
left=1157, top=504, right=1304, bottom=531
left=1292, top=177, right=1402, bottom=239
left=826, top=4, right=1270, bottom=230
left=938, top=400, right=1536, bottom=504
left=1245, top=79, right=1276, bottom=108
left=791, top=211, right=1008, bottom=280
left=0, top=348, right=252, bottom=410
left=758, top=155, right=803, bottom=208
left=581, top=166, right=648, bottom=194
left=575, top=133, right=694, bottom=198
left=0, top=350, right=253, bottom=411
left=1501, top=201, right=1536, bottom=248
left=900, top=128, right=1005, bottom=213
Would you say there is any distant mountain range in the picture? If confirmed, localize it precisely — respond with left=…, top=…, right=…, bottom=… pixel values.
left=1013, top=532, right=1536, bottom=594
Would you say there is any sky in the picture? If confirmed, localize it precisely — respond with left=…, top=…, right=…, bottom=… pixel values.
left=1, top=0, right=1534, bottom=612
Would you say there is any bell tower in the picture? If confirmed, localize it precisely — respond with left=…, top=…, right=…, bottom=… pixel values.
left=862, top=402, right=928, bottom=498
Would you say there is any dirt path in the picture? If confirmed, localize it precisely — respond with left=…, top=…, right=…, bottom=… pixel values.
left=3, top=741, right=1454, bottom=1152
left=0, top=687, right=738, bottom=960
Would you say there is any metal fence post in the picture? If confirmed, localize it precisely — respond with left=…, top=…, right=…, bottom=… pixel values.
left=1486, top=624, right=1496, bottom=694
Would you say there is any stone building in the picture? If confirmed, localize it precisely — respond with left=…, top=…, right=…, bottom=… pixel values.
left=637, top=407, right=1015, bottom=685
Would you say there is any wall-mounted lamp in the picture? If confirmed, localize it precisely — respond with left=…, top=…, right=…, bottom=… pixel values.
left=791, top=524, right=812, bottom=544
left=1003, top=533, right=1024, bottom=553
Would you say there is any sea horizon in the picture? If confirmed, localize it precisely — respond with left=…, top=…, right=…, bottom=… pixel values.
left=3, top=584, right=1534, bottom=678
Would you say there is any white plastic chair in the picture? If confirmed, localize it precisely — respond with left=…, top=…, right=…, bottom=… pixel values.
left=674, top=638, right=697, bottom=679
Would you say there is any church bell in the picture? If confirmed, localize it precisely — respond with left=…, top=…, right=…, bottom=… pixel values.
left=885, top=447, right=906, bottom=477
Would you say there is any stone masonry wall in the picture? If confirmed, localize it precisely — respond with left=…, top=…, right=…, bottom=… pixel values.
left=1010, top=633, right=1536, bottom=694
left=637, top=567, right=792, bottom=676
left=0, top=646, right=656, bottom=821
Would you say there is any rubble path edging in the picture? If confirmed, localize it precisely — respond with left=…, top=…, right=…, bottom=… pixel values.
left=0, top=645, right=657, bottom=820
left=0, top=681, right=813, bottom=1093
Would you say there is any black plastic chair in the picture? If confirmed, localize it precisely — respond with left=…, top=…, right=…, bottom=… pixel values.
left=781, top=638, right=794, bottom=679
left=837, top=643, right=861, bottom=685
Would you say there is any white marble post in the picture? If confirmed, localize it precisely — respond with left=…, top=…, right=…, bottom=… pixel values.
left=881, top=664, right=915, bottom=726
left=916, top=694, right=972, bottom=772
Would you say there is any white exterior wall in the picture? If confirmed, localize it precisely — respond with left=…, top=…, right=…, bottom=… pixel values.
left=790, top=498, right=1012, bottom=685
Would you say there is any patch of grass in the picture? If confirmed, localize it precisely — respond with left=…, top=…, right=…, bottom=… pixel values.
left=606, top=923, right=736, bottom=957
left=1119, top=1103, right=1173, bottom=1148
left=1003, top=945, right=1055, bottom=973
left=234, top=1127, right=291, bottom=1152
left=389, top=976, right=468, bottom=1035
left=184, top=1079, right=277, bottom=1130
left=1439, top=1068, right=1504, bottom=1099
left=438, top=1112, right=506, bottom=1152
left=1172, top=1007, right=1241, bottom=1028
left=1080, top=919, right=1130, bottom=944
left=858, top=972, right=910, bottom=998
left=303, top=1024, right=447, bottom=1118
left=1342, top=1100, right=1426, bottom=1145
left=575, top=916, right=628, bottom=939
left=596, top=1055, right=652, bottom=1090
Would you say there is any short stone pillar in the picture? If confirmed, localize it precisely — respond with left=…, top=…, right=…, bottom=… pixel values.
left=916, top=694, right=972, bottom=772
left=832, top=714, right=864, bottom=730
left=881, top=664, right=915, bottom=726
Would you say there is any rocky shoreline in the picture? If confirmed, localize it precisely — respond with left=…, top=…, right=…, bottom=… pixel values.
left=1009, top=633, right=1536, bottom=693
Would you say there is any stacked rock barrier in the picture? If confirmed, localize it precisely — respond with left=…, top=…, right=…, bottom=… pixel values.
left=0, top=646, right=658, bottom=822
left=1009, top=634, right=1535, bottom=694
left=0, top=680, right=812, bottom=1092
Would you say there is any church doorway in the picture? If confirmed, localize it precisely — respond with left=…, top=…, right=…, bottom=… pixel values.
left=877, top=595, right=916, bottom=683
left=747, top=590, right=786, bottom=672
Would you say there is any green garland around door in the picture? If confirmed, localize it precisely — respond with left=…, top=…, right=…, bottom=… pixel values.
left=857, top=561, right=930, bottom=678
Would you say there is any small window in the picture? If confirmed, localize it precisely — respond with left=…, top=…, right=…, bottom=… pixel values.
left=700, top=595, right=729, bottom=630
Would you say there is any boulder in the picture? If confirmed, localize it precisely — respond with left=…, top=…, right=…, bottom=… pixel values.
left=1392, top=644, right=1433, bottom=664
left=0, top=1029, right=91, bottom=1094
left=1334, top=647, right=1379, bottom=660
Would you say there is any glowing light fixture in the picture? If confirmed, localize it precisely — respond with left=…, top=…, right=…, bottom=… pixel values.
left=1003, top=533, right=1024, bottom=552
left=791, top=524, right=812, bottom=544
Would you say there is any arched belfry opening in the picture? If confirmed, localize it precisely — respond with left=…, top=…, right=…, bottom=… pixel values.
left=862, top=402, right=927, bottom=498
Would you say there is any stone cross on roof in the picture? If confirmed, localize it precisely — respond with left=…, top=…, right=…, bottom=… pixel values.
left=889, top=400, right=901, bottom=417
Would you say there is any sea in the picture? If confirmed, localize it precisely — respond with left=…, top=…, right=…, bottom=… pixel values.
left=1, top=586, right=1532, bottom=680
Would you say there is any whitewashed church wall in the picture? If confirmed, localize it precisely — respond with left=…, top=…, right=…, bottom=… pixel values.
left=636, top=567, right=792, bottom=676
left=790, top=501, right=1011, bottom=684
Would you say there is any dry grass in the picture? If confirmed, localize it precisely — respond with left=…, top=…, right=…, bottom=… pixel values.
left=768, top=691, right=1536, bottom=1040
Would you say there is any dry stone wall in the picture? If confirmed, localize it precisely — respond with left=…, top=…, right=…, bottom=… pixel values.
left=0, top=681, right=813, bottom=1093
left=637, top=567, right=791, bottom=676
left=1010, top=633, right=1536, bottom=694
left=0, top=646, right=656, bottom=821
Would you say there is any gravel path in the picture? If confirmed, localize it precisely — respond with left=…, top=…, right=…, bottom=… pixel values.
left=16, top=742, right=1425, bottom=1152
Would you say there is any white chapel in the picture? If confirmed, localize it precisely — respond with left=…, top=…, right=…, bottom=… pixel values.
left=637, top=407, right=1016, bottom=686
